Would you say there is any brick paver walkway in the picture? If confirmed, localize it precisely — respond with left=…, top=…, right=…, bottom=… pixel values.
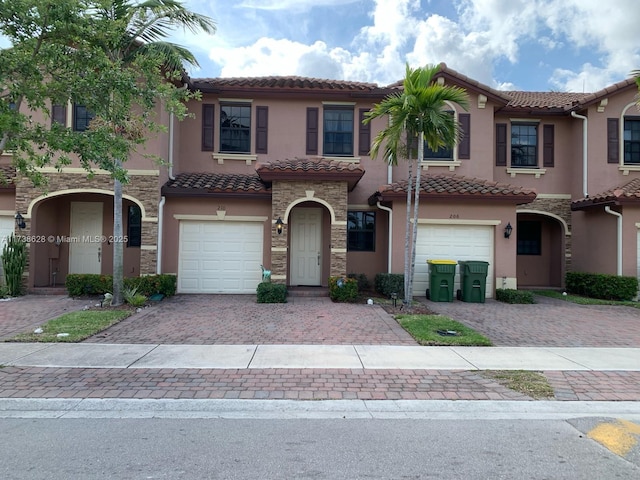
left=2, top=366, right=639, bottom=401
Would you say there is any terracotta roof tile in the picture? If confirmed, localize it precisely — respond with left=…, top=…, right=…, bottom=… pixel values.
left=256, top=158, right=365, bottom=190
left=257, top=157, right=364, bottom=174
left=504, top=91, right=589, bottom=109
left=572, top=178, right=640, bottom=209
left=378, top=174, right=536, bottom=203
left=192, top=76, right=379, bottom=92
left=162, top=172, right=270, bottom=196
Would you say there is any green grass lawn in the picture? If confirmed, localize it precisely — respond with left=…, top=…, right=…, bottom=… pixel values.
left=480, top=370, right=555, bottom=399
left=533, top=290, right=640, bottom=308
left=396, top=314, right=492, bottom=346
left=8, top=310, right=132, bottom=343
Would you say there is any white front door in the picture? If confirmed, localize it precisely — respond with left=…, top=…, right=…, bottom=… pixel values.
left=290, top=208, right=322, bottom=286
left=69, top=202, right=103, bottom=274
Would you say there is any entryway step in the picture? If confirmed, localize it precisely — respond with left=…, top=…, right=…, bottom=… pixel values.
left=287, top=286, right=330, bottom=298
left=29, top=287, right=68, bottom=295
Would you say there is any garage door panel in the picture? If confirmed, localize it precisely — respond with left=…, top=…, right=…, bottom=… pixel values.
left=178, top=220, right=263, bottom=294
left=415, top=225, right=494, bottom=299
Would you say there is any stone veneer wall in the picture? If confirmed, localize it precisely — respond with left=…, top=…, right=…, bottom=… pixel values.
left=517, top=197, right=572, bottom=272
left=271, top=179, right=349, bottom=283
left=15, top=171, right=160, bottom=279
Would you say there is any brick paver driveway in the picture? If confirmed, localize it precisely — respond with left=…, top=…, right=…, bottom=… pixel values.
left=424, top=294, right=640, bottom=347
left=0, top=295, right=90, bottom=341
left=84, top=295, right=418, bottom=345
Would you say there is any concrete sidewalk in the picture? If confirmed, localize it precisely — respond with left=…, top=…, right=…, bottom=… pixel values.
left=2, top=343, right=640, bottom=371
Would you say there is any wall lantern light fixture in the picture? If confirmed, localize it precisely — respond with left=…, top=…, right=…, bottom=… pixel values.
left=275, top=217, right=284, bottom=235
left=15, top=212, right=26, bottom=230
left=504, top=222, right=513, bottom=239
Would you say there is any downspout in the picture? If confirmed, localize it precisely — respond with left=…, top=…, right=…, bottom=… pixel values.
left=376, top=201, right=392, bottom=273
left=604, top=206, right=623, bottom=276
left=571, top=111, right=588, bottom=198
left=157, top=84, right=185, bottom=274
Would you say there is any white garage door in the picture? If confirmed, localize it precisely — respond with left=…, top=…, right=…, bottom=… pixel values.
left=178, top=221, right=263, bottom=294
left=415, top=224, right=494, bottom=299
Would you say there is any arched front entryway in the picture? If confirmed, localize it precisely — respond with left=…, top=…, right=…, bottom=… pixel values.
left=516, top=211, right=568, bottom=288
left=286, top=202, right=333, bottom=287
left=27, top=191, right=144, bottom=288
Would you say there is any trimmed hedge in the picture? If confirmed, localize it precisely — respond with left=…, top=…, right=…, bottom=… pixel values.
left=257, top=282, right=287, bottom=303
left=566, top=272, right=638, bottom=301
left=329, top=276, right=358, bottom=302
left=495, top=288, right=535, bottom=304
left=66, top=274, right=177, bottom=297
left=374, top=273, right=404, bottom=298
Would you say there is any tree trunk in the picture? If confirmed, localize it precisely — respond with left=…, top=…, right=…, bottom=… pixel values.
left=404, top=135, right=414, bottom=305
left=112, top=173, right=124, bottom=306
left=408, top=131, right=425, bottom=302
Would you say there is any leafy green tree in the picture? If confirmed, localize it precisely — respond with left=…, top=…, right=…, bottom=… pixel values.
left=365, top=64, right=469, bottom=304
left=0, top=0, right=215, bottom=305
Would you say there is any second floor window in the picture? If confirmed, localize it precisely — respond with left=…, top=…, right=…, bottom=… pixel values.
left=347, top=211, right=375, bottom=252
left=624, top=117, right=640, bottom=164
left=323, top=106, right=353, bottom=156
left=511, top=123, right=537, bottom=167
left=73, top=104, right=95, bottom=132
left=424, top=111, right=454, bottom=160
left=220, top=104, right=251, bottom=153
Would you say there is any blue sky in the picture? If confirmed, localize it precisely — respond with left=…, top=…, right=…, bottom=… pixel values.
left=174, top=0, right=640, bottom=92
left=1, top=0, right=638, bottom=92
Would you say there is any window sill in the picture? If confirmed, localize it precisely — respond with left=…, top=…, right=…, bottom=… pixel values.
left=620, top=164, right=640, bottom=175
left=506, top=167, right=547, bottom=178
left=421, top=160, right=461, bottom=171
left=213, top=153, right=257, bottom=165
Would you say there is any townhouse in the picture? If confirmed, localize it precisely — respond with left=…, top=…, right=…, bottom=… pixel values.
left=3, top=64, right=639, bottom=298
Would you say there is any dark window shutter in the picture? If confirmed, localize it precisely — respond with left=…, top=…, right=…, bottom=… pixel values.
left=306, top=107, right=318, bottom=155
left=358, top=108, right=371, bottom=156
left=202, top=104, right=215, bottom=151
left=543, top=124, right=554, bottom=167
left=607, top=118, right=619, bottom=164
left=255, top=106, right=268, bottom=154
left=459, top=113, right=470, bottom=159
left=52, top=104, right=67, bottom=126
left=496, top=123, right=507, bottom=166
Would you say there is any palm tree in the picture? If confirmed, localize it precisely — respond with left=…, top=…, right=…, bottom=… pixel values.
left=365, top=64, right=469, bottom=305
left=88, top=0, right=216, bottom=305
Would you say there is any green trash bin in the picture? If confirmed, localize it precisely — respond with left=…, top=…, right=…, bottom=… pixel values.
left=457, top=261, right=489, bottom=303
left=426, top=260, right=457, bottom=302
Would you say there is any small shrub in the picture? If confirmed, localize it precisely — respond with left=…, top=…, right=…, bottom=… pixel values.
left=347, top=273, right=371, bottom=292
left=65, top=274, right=112, bottom=296
left=257, top=282, right=287, bottom=303
left=496, top=288, right=535, bottom=304
left=123, top=286, right=147, bottom=307
left=66, top=274, right=177, bottom=297
left=329, top=276, right=358, bottom=302
left=566, top=272, right=638, bottom=301
left=374, top=273, right=404, bottom=298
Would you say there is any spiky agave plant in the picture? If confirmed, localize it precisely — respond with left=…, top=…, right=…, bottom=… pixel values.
left=1, top=234, right=27, bottom=296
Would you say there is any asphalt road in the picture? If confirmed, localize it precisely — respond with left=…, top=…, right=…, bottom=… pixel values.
left=1, top=417, right=638, bottom=479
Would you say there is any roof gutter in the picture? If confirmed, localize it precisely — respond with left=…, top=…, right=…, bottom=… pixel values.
left=571, top=111, right=588, bottom=197
left=604, top=206, right=623, bottom=276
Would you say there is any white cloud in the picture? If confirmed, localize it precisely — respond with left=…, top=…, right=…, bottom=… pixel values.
left=183, top=0, right=640, bottom=91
